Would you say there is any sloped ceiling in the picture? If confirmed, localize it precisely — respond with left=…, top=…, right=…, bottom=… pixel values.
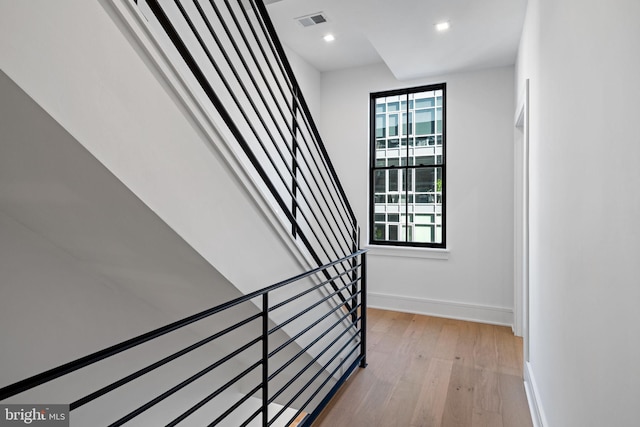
left=266, top=0, right=527, bottom=80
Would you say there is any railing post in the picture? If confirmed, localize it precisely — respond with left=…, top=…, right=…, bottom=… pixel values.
left=350, top=228, right=359, bottom=324
left=360, top=251, right=368, bottom=368
left=262, top=293, right=269, bottom=425
left=290, top=87, right=299, bottom=238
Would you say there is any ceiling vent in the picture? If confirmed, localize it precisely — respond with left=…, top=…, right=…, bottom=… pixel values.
left=295, top=12, right=328, bottom=27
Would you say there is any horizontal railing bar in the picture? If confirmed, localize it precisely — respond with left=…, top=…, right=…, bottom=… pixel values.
left=269, top=296, right=355, bottom=357
left=107, top=337, right=262, bottom=426
left=268, top=307, right=359, bottom=385
left=240, top=407, right=262, bottom=427
left=208, top=383, right=262, bottom=427
left=268, top=262, right=359, bottom=313
left=71, top=312, right=261, bottom=410
left=268, top=312, right=361, bottom=403
left=266, top=270, right=357, bottom=326
left=0, top=250, right=365, bottom=401
left=166, top=361, right=262, bottom=427
left=268, top=331, right=361, bottom=426
left=267, top=281, right=359, bottom=344
left=256, top=250, right=365, bottom=297
left=301, top=355, right=364, bottom=427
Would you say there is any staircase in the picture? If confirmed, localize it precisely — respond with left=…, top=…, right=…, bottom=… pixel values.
left=0, top=0, right=366, bottom=425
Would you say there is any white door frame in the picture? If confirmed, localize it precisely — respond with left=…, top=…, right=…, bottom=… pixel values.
left=514, top=79, right=530, bottom=361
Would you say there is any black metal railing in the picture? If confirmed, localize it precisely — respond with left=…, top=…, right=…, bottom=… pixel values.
left=137, top=0, right=360, bottom=292
left=0, top=251, right=367, bottom=426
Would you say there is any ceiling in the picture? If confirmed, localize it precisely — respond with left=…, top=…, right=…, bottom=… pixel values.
left=265, top=0, right=528, bottom=80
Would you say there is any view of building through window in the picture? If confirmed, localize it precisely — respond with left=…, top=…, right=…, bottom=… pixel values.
left=370, top=83, right=446, bottom=247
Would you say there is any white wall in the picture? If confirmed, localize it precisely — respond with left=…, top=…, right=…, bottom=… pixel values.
left=285, top=46, right=322, bottom=121
left=321, top=63, right=515, bottom=325
left=516, top=0, right=640, bottom=426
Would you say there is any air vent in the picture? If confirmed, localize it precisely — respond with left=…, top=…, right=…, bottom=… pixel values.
left=296, top=12, right=328, bottom=27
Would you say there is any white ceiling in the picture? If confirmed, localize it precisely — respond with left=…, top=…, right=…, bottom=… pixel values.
left=266, top=0, right=528, bottom=80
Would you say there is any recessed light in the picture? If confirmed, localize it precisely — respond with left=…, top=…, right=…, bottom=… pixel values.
left=435, top=21, right=450, bottom=32
left=323, top=34, right=335, bottom=42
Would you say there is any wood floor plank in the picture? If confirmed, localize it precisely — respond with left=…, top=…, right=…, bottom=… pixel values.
left=454, top=319, right=479, bottom=368
left=499, top=373, right=534, bottom=427
left=474, top=323, right=498, bottom=371
left=473, top=368, right=502, bottom=414
left=495, top=326, right=521, bottom=376
left=441, top=361, right=475, bottom=427
left=433, top=323, right=460, bottom=360
left=472, top=410, right=504, bottom=427
left=412, top=315, right=445, bottom=360
left=313, top=309, right=533, bottom=427
left=409, top=357, right=454, bottom=427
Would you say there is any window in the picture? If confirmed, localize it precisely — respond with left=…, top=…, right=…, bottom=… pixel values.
left=369, top=83, right=446, bottom=248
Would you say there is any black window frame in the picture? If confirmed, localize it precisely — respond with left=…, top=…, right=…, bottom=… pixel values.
left=369, top=83, right=447, bottom=248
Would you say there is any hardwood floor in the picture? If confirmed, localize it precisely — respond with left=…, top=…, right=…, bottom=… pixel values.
left=312, top=308, right=533, bottom=427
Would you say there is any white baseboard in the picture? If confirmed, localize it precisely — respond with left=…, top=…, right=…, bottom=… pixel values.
left=524, top=361, right=547, bottom=427
left=367, top=292, right=513, bottom=327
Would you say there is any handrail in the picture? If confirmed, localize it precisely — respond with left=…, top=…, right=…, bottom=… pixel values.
left=0, top=250, right=368, bottom=426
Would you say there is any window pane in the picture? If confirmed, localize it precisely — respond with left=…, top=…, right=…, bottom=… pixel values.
left=402, top=169, right=413, bottom=192
left=374, top=224, right=386, bottom=240
left=400, top=100, right=414, bottom=111
left=376, top=114, right=386, bottom=138
left=389, top=169, right=399, bottom=192
left=389, top=225, right=398, bottom=241
left=415, top=168, right=436, bottom=192
left=406, top=226, right=413, bottom=242
left=374, top=170, right=385, bottom=193
left=415, top=97, right=435, bottom=109
left=415, top=156, right=435, bottom=166
left=376, top=139, right=386, bottom=149
left=388, top=157, right=400, bottom=167
left=415, top=109, right=434, bottom=135
left=388, top=214, right=400, bottom=222
left=375, top=214, right=385, bottom=222
left=415, top=225, right=435, bottom=243
left=376, top=103, right=386, bottom=114
left=388, top=138, right=399, bottom=148
left=402, top=112, right=413, bottom=135
left=388, top=101, right=399, bottom=112
left=389, top=114, right=399, bottom=136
